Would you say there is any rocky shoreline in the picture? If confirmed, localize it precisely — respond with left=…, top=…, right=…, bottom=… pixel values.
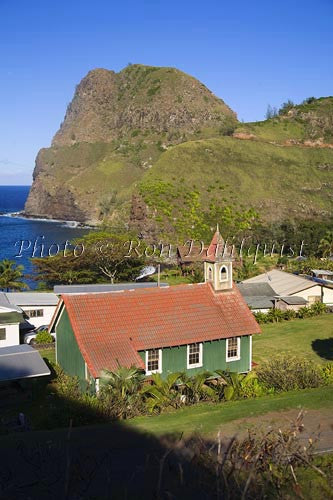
left=0, top=211, right=94, bottom=229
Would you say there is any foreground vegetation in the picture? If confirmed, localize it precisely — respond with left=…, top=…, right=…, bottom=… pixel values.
left=1, top=409, right=332, bottom=498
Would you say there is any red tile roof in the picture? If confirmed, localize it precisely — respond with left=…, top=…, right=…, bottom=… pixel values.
left=60, top=283, right=261, bottom=378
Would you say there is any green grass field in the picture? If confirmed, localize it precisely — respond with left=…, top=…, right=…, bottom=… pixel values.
left=39, top=348, right=56, bottom=364
left=254, top=314, right=333, bottom=365
left=127, top=386, right=333, bottom=436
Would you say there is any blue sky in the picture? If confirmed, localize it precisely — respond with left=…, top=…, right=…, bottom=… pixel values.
left=0, top=0, right=332, bottom=185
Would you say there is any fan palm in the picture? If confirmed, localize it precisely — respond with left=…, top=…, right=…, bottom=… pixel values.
left=100, top=365, right=145, bottom=419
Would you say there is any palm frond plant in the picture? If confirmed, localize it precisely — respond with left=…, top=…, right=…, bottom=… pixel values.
left=180, top=371, right=217, bottom=404
left=141, top=372, right=183, bottom=413
left=214, top=370, right=262, bottom=401
left=100, top=365, right=146, bottom=419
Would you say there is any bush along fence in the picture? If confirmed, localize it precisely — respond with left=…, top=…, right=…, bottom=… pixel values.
left=52, top=356, right=333, bottom=423
left=253, top=301, right=328, bottom=324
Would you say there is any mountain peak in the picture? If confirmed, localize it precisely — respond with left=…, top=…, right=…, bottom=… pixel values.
left=52, top=64, right=237, bottom=146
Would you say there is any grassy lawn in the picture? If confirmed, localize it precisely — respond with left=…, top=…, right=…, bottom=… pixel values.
left=39, top=347, right=56, bottom=365
left=253, top=314, right=333, bottom=365
left=127, top=386, right=333, bottom=436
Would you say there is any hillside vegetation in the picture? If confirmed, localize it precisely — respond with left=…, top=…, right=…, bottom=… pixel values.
left=24, top=66, right=333, bottom=235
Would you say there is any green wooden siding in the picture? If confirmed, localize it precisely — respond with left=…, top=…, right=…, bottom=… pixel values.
left=56, top=308, right=86, bottom=383
left=138, top=336, right=251, bottom=378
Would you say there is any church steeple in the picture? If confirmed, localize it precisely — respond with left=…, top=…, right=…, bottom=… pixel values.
left=206, top=224, right=224, bottom=262
left=204, top=226, right=233, bottom=291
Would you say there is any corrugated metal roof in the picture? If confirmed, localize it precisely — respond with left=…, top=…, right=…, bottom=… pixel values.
left=6, top=292, right=59, bottom=306
left=0, top=292, right=22, bottom=312
left=53, top=283, right=168, bottom=294
left=243, top=297, right=274, bottom=309
left=243, top=270, right=316, bottom=296
left=237, top=283, right=276, bottom=297
left=0, top=345, right=50, bottom=381
left=278, top=296, right=308, bottom=305
left=312, top=269, right=333, bottom=276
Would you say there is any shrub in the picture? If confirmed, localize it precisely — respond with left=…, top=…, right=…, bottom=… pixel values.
left=309, top=301, right=327, bottom=315
left=283, top=309, right=296, bottom=320
left=253, top=311, right=270, bottom=324
left=257, top=356, right=324, bottom=392
left=35, top=330, right=54, bottom=344
left=54, top=365, right=81, bottom=399
left=254, top=302, right=327, bottom=324
left=322, top=363, right=333, bottom=385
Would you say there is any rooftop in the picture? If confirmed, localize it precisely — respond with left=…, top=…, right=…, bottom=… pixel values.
left=0, top=345, right=50, bottom=381
left=312, top=269, right=333, bottom=276
left=277, top=296, right=308, bottom=305
left=6, top=292, right=59, bottom=306
left=55, top=282, right=261, bottom=378
left=53, top=283, right=168, bottom=294
left=243, top=269, right=317, bottom=296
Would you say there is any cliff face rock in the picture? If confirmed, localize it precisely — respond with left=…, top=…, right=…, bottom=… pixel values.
left=52, top=65, right=237, bottom=146
left=24, top=65, right=333, bottom=229
left=25, top=64, right=238, bottom=223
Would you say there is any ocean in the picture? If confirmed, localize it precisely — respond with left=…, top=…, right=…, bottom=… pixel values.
left=0, top=186, right=91, bottom=288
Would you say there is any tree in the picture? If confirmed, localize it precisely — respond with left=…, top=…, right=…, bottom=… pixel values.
left=279, top=99, right=295, bottom=115
left=31, top=232, right=146, bottom=287
left=0, top=259, right=28, bottom=291
left=265, top=104, right=278, bottom=120
left=318, top=231, right=333, bottom=257
left=139, top=179, right=259, bottom=241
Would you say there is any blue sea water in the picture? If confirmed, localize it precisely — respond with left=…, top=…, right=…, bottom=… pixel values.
left=0, top=186, right=90, bottom=288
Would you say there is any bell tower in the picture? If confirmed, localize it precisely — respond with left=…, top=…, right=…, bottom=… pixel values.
left=204, top=225, right=233, bottom=291
left=204, top=258, right=233, bottom=291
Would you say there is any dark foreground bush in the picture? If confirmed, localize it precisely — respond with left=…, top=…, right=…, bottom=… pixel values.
left=1, top=412, right=332, bottom=499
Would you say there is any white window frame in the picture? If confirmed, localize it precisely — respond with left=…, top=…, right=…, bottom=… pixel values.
left=226, top=337, right=241, bottom=362
left=219, top=265, right=228, bottom=283
left=145, top=348, right=162, bottom=375
left=187, top=342, right=203, bottom=369
left=25, top=309, right=44, bottom=318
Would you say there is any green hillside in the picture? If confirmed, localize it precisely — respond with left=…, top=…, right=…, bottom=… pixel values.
left=235, top=97, right=333, bottom=144
left=24, top=66, right=333, bottom=235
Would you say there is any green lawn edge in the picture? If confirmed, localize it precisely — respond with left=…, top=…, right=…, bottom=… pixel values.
left=126, top=386, right=333, bottom=436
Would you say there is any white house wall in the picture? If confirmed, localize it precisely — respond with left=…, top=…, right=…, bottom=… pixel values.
left=290, top=285, right=333, bottom=305
left=0, top=323, right=20, bottom=347
left=21, top=305, right=57, bottom=329
left=322, top=287, right=333, bottom=306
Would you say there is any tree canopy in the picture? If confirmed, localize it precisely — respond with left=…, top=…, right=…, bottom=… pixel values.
left=0, top=259, right=28, bottom=291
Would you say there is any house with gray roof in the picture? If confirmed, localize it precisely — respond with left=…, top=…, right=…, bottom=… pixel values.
left=274, top=296, right=308, bottom=311
left=0, top=292, right=24, bottom=347
left=243, top=269, right=333, bottom=306
left=237, top=283, right=276, bottom=313
left=6, top=292, right=59, bottom=329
